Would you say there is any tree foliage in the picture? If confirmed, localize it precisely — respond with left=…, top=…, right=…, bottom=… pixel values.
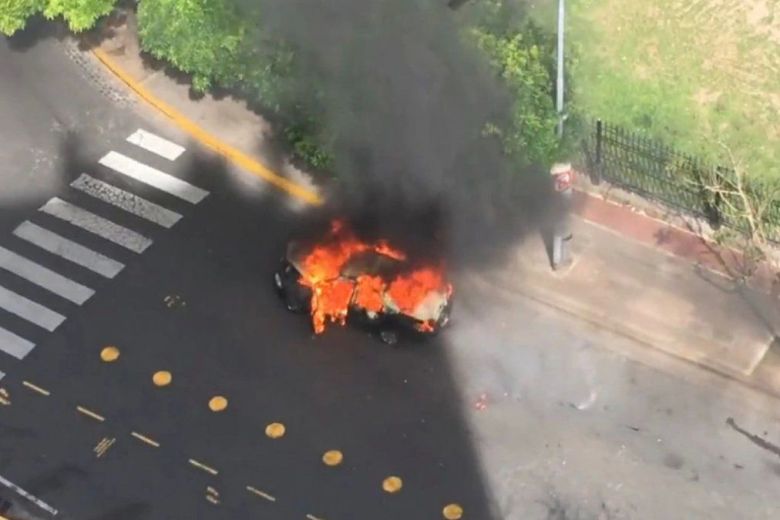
left=43, top=0, right=117, bottom=32
left=137, top=0, right=247, bottom=92
left=0, top=0, right=117, bottom=35
left=136, top=0, right=328, bottom=168
left=471, top=25, right=560, bottom=166
left=0, top=0, right=44, bottom=35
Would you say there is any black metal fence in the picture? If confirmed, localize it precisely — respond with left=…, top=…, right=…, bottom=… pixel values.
left=584, top=119, right=780, bottom=243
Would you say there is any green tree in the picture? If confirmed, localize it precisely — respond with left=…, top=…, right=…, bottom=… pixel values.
left=0, top=0, right=44, bottom=35
left=0, top=0, right=118, bottom=35
left=44, top=0, right=117, bottom=32
left=137, top=0, right=247, bottom=92
left=471, top=24, right=560, bottom=166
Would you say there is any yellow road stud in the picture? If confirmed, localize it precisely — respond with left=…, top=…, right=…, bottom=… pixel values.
left=152, top=371, right=172, bottom=387
left=208, top=396, right=228, bottom=412
left=265, top=422, right=286, bottom=439
left=100, top=346, right=120, bottom=362
left=322, top=450, right=343, bottom=467
left=443, top=503, right=464, bottom=519
left=382, top=476, right=403, bottom=493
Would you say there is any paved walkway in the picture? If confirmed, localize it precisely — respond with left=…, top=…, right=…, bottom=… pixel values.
left=84, top=14, right=780, bottom=392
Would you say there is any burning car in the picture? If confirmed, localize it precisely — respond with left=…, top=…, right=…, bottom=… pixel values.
left=274, top=220, right=453, bottom=342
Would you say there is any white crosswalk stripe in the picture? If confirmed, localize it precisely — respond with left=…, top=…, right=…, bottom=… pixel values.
left=13, top=221, right=124, bottom=279
left=0, top=325, right=35, bottom=360
left=0, top=245, right=94, bottom=304
left=0, top=284, right=65, bottom=331
left=127, top=129, right=185, bottom=161
left=99, top=151, right=208, bottom=204
left=40, top=198, right=152, bottom=254
left=71, top=173, right=182, bottom=228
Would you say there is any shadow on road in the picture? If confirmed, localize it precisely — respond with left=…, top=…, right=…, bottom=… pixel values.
left=0, top=132, right=501, bottom=519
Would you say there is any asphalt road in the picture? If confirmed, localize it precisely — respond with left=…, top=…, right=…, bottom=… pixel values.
left=0, top=23, right=494, bottom=520
left=4, top=17, right=780, bottom=520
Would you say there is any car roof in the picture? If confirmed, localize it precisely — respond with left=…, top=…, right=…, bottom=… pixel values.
left=340, top=250, right=404, bottom=278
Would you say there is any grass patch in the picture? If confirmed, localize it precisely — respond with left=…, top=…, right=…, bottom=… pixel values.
left=566, top=0, right=780, bottom=179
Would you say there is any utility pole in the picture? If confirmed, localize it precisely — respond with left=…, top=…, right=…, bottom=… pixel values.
left=556, top=0, right=565, bottom=138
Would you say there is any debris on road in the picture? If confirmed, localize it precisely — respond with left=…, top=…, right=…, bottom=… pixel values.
left=163, top=294, right=186, bottom=308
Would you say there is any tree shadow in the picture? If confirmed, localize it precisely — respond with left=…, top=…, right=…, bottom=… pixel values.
left=6, top=15, right=67, bottom=52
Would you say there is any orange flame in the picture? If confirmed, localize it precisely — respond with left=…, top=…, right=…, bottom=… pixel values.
left=387, top=266, right=452, bottom=315
left=297, top=219, right=450, bottom=334
left=354, top=275, right=385, bottom=313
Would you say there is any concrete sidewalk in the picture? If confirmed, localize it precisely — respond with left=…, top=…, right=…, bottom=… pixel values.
left=83, top=14, right=780, bottom=391
left=469, top=220, right=780, bottom=382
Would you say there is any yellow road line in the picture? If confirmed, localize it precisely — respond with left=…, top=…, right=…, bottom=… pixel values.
left=131, top=431, right=160, bottom=448
left=76, top=405, right=105, bottom=422
left=246, top=485, right=276, bottom=502
left=91, top=48, right=322, bottom=206
left=22, top=381, right=50, bottom=396
left=188, top=458, right=219, bottom=476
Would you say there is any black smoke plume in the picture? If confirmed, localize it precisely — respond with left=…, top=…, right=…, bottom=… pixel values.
left=242, top=0, right=556, bottom=271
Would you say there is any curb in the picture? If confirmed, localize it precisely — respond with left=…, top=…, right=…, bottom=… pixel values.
left=90, top=48, right=322, bottom=206
left=466, top=272, right=780, bottom=399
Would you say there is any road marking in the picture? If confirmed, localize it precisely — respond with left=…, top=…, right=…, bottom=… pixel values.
left=127, top=129, right=185, bottom=161
left=99, top=151, right=208, bottom=204
left=71, top=174, right=182, bottom=228
left=306, top=514, right=326, bottom=520
left=0, top=372, right=4, bottom=382
left=92, top=48, right=321, bottom=205
left=131, top=431, right=160, bottom=448
left=188, top=458, right=218, bottom=475
left=0, top=284, right=65, bottom=332
left=14, top=221, right=124, bottom=279
left=246, top=486, right=276, bottom=502
left=205, top=486, right=220, bottom=505
left=94, top=436, right=116, bottom=458
left=40, top=198, right=152, bottom=254
left=76, top=405, right=105, bottom=422
left=22, top=381, right=50, bottom=396
left=0, top=325, right=35, bottom=360
left=0, top=473, right=59, bottom=516
left=0, top=245, right=94, bottom=304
